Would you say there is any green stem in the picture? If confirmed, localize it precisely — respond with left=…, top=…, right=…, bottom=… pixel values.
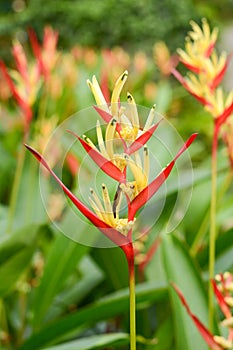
left=208, top=124, right=219, bottom=331
left=190, top=210, right=209, bottom=257
left=7, top=143, right=26, bottom=233
left=126, top=243, right=136, bottom=350
left=190, top=169, right=233, bottom=257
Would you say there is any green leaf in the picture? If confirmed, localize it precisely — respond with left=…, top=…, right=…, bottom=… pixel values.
left=162, top=234, right=209, bottom=350
left=12, top=155, right=48, bottom=230
left=42, top=333, right=129, bottom=350
left=198, top=228, right=233, bottom=272
left=152, top=317, right=173, bottom=350
left=92, top=247, right=129, bottom=290
left=0, top=225, right=39, bottom=297
left=32, top=232, right=90, bottom=328
left=44, top=255, right=104, bottom=322
left=18, top=281, right=167, bottom=350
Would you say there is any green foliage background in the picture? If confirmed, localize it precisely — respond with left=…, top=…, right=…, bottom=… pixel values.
left=1, top=0, right=233, bottom=61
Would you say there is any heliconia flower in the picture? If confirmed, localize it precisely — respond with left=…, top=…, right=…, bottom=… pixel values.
left=26, top=71, right=197, bottom=264
left=0, top=60, right=32, bottom=127
left=0, top=39, right=41, bottom=131
left=25, top=132, right=196, bottom=248
left=172, top=283, right=224, bottom=350
left=172, top=19, right=233, bottom=129
left=29, top=26, right=59, bottom=82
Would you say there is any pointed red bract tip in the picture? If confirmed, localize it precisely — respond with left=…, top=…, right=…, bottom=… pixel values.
left=67, top=130, right=125, bottom=183
left=126, top=119, right=163, bottom=155
left=216, top=101, right=233, bottom=127
left=94, top=105, right=112, bottom=123
left=129, top=133, right=197, bottom=220
left=180, top=60, right=201, bottom=74
left=174, top=133, right=198, bottom=160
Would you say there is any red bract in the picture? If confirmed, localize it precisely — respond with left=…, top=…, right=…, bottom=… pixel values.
left=171, top=68, right=212, bottom=107
left=216, top=101, right=233, bottom=128
left=205, top=42, right=216, bottom=58
left=126, top=119, right=162, bottom=155
left=179, top=61, right=202, bottom=74
left=12, top=42, right=30, bottom=88
left=66, top=152, right=80, bottom=176
left=209, top=57, right=229, bottom=90
left=172, top=283, right=224, bottom=350
left=29, top=26, right=59, bottom=82
left=24, top=144, right=131, bottom=252
left=128, top=133, right=198, bottom=219
left=68, top=130, right=126, bottom=183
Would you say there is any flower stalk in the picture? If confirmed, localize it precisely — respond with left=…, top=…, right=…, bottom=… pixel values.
left=125, top=241, right=136, bottom=350
left=209, top=123, right=219, bottom=329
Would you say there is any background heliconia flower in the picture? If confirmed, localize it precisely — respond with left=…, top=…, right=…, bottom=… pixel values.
left=172, top=19, right=233, bottom=128
left=29, top=26, right=59, bottom=82
left=0, top=26, right=60, bottom=134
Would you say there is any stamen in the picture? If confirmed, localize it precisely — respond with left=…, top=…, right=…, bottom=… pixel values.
left=111, top=70, right=128, bottom=117
left=134, top=150, right=142, bottom=169
left=112, top=184, right=122, bottom=219
left=101, top=184, right=114, bottom=224
left=83, top=135, right=98, bottom=150
left=89, top=197, right=105, bottom=221
left=119, top=112, right=131, bottom=125
left=96, top=120, right=109, bottom=158
left=127, top=158, right=147, bottom=192
left=144, top=104, right=156, bottom=131
left=127, top=92, right=139, bottom=130
left=120, top=182, right=136, bottom=200
left=87, top=76, right=109, bottom=112
left=105, top=118, right=117, bottom=158
left=90, top=188, right=105, bottom=213
left=143, top=145, right=149, bottom=180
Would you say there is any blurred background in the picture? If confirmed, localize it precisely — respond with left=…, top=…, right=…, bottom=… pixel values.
left=1, top=0, right=233, bottom=57
left=0, top=1, right=233, bottom=350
